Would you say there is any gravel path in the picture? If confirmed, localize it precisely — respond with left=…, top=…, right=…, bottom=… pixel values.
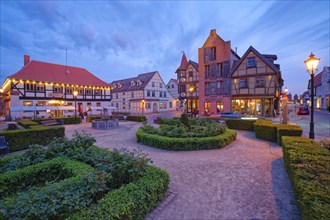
left=65, top=121, right=300, bottom=220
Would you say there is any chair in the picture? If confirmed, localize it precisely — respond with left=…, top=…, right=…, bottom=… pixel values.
left=0, top=136, right=9, bottom=156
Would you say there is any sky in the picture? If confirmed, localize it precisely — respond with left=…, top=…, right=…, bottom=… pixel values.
left=0, top=0, right=329, bottom=96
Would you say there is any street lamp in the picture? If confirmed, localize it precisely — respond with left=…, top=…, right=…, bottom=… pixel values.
left=73, top=90, right=78, bottom=124
left=142, top=99, right=145, bottom=116
left=304, top=52, right=320, bottom=139
left=188, top=86, right=194, bottom=116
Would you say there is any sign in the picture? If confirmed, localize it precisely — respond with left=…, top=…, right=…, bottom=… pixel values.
left=48, top=92, right=64, bottom=98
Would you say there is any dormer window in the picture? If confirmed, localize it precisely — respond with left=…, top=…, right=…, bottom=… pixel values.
left=131, top=81, right=135, bottom=86
left=137, top=80, right=142, bottom=86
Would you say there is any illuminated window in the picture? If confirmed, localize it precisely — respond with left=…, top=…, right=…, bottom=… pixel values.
left=23, top=101, right=33, bottom=106
left=26, top=83, right=35, bottom=91
left=85, top=89, right=92, bottom=95
left=53, top=86, right=63, bottom=93
left=96, top=102, right=101, bottom=107
left=66, top=88, right=73, bottom=94
left=94, top=89, right=102, bottom=95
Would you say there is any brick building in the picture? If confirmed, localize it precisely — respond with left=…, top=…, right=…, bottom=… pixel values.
left=198, top=29, right=240, bottom=115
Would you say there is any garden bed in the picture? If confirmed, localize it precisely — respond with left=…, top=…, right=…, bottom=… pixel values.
left=0, top=133, right=169, bottom=219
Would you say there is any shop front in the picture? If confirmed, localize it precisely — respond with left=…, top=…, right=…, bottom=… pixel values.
left=232, top=97, right=275, bottom=117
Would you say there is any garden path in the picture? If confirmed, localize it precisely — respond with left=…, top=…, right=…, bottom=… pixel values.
left=65, top=121, right=300, bottom=220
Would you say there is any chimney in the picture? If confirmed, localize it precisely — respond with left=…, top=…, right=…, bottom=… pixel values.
left=24, top=55, right=30, bottom=66
left=210, top=29, right=216, bottom=36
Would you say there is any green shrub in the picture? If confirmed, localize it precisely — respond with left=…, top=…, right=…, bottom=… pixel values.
left=282, top=136, right=330, bottom=220
left=180, top=113, right=191, bottom=129
left=33, top=117, right=81, bottom=125
left=318, top=138, right=330, bottom=151
left=17, top=119, right=39, bottom=129
left=157, top=117, right=181, bottom=125
left=211, top=118, right=257, bottom=131
left=254, top=120, right=302, bottom=144
left=126, top=115, right=146, bottom=122
left=0, top=126, right=65, bottom=151
left=0, top=157, right=93, bottom=199
left=67, top=166, right=170, bottom=220
left=137, top=127, right=236, bottom=151
left=87, top=116, right=102, bottom=122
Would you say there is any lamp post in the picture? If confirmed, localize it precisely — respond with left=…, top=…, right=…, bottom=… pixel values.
left=304, top=52, right=320, bottom=139
left=282, top=87, right=289, bottom=124
left=188, top=86, right=194, bottom=117
left=73, top=90, right=78, bottom=124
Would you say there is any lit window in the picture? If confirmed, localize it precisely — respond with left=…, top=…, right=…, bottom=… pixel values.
left=23, top=101, right=33, bottom=106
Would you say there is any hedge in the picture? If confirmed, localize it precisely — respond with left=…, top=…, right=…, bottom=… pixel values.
left=0, top=126, right=65, bottom=151
left=33, top=117, right=81, bottom=125
left=211, top=118, right=257, bottom=131
left=87, top=116, right=102, bottom=122
left=67, top=166, right=170, bottom=220
left=17, top=119, right=39, bottom=129
left=127, top=115, right=146, bottom=122
left=157, top=117, right=181, bottom=125
left=0, top=157, right=93, bottom=199
left=254, top=120, right=302, bottom=144
left=136, top=127, right=237, bottom=151
left=282, top=136, right=330, bottom=220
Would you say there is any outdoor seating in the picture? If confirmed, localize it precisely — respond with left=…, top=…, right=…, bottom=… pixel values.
left=0, top=136, right=9, bottom=156
left=40, top=120, right=59, bottom=126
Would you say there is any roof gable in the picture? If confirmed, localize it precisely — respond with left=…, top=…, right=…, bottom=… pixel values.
left=176, top=53, right=188, bottom=73
left=231, top=46, right=280, bottom=76
left=8, top=60, right=109, bottom=87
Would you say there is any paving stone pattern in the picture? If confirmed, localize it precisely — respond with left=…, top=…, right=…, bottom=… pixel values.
left=65, top=121, right=300, bottom=220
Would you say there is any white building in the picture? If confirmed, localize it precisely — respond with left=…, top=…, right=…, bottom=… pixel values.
left=110, top=71, right=177, bottom=115
left=1, top=55, right=111, bottom=119
left=166, top=78, right=178, bottom=99
left=320, top=66, right=330, bottom=109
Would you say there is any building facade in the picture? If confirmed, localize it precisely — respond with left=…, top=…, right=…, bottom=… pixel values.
left=166, top=78, right=179, bottom=109
left=1, top=55, right=111, bottom=119
left=110, top=71, right=176, bottom=115
left=320, top=66, right=330, bottom=109
left=198, top=29, right=240, bottom=115
left=176, top=53, right=199, bottom=114
left=231, top=46, right=282, bottom=117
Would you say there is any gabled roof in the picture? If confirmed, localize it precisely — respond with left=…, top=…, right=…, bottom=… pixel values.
left=188, top=60, right=199, bottom=70
left=231, top=46, right=280, bottom=76
left=176, top=53, right=188, bottom=73
left=8, top=60, right=109, bottom=87
left=167, top=78, right=177, bottom=85
left=110, top=71, right=158, bottom=92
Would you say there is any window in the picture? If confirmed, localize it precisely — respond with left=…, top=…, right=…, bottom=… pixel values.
left=96, top=102, right=101, bottom=107
left=26, top=83, right=35, bottom=91
left=36, top=85, right=44, bottom=92
left=116, top=103, right=119, bottom=108
left=23, top=101, right=33, bottom=106
left=189, top=71, right=193, bottom=78
left=164, top=102, right=167, bottom=109
left=129, top=103, right=131, bottom=109
left=205, top=82, right=217, bottom=96
left=216, top=102, right=223, bottom=113
left=123, top=101, right=125, bottom=106
left=160, top=83, right=162, bottom=88
left=85, top=89, right=92, bottom=95
left=53, top=86, right=63, bottom=93
left=240, top=79, right=248, bottom=88
left=87, top=102, right=91, bottom=106
left=169, top=102, right=172, bottom=108
left=210, top=47, right=216, bottom=61
left=256, top=77, right=265, bottom=87
left=78, top=89, right=84, bottom=95
left=147, top=90, right=150, bottom=97
left=164, top=92, right=166, bottom=97
left=131, top=92, right=134, bottom=98
left=168, top=85, right=170, bottom=89
left=247, top=57, right=256, bottom=68
left=115, top=93, right=118, bottom=99
left=205, top=102, right=211, bottom=113
left=95, top=89, right=101, bottom=95
left=152, top=82, right=155, bottom=87
left=160, top=91, right=162, bottom=97
left=171, top=84, right=174, bottom=89
left=217, top=63, right=222, bottom=77
left=147, top=103, right=151, bottom=109
left=37, top=101, right=46, bottom=106
left=66, top=88, right=73, bottom=94
left=205, top=65, right=210, bottom=79
left=159, top=102, right=163, bottom=109
left=152, top=91, right=155, bottom=97
left=122, top=92, right=125, bottom=95
left=123, top=98, right=125, bottom=101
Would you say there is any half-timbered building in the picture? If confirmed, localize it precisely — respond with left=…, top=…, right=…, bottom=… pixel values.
left=1, top=55, right=111, bottom=119
left=231, top=46, right=283, bottom=117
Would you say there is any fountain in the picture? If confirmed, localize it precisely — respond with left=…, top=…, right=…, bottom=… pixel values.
left=90, top=106, right=119, bottom=130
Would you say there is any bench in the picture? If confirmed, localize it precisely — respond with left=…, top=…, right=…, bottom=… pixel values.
left=0, top=136, right=9, bottom=156
left=40, top=120, right=59, bottom=126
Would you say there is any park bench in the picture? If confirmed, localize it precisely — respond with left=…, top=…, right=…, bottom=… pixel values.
left=40, top=120, right=59, bottom=126
left=0, top=136, right=9, bottom=156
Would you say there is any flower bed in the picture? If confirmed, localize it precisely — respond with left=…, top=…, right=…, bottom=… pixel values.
left=0, top=133, right=169, bottom=219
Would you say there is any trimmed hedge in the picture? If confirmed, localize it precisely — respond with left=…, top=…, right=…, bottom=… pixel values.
left=33, top=117, right=81, bottom=125
left=67, top=166, right=170, bottom=220
left=0, top=126, right=65, bottom=151
left=157, top=117, right=181, bottom=125
left=87, top=116, right=102, bottom=122
left=211, top=118, right=257, bottom=131
left=17, top=119, right=39, bottom=129
left=0, top=157, right=93, bottom=199
left=282, top=136, right=330, bottom=220
left=136, top=127, right=237, bottom=151
left=254, top=120, right=302, bottom=145
left=127, top=115, right=146, bottom=122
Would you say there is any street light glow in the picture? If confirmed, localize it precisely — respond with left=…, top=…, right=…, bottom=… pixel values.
left=304, top=52, right=320, bottom=73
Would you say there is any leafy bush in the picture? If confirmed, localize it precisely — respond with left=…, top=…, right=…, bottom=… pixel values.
left=210, top=118, right=257, bottom=131
left=0, top=126, right=65, bottom=151
left=137, top=127, right=237, bottom=151
left=282, top=136, right=330, bottom=220
left=277, top=125, right=303, bottom=146
left=180, top=112, right=190, bottom=129
left=318, top=138, right=330, bottom=151
left=0, top=157, right=93, bottom=199
left=67, top=166, right=170, bottom=220
left=126, top=115, right=146, bottom=122
left=87, top=116, right=102, bottom=122
left=157, top=117, right=181, bottom=126
left=17, top=119, right=39, bottom=129
left=33, top=117, right=81, bottom=125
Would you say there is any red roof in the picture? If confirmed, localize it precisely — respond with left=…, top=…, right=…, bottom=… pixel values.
left=9, top=60, right=109, bottom=87
left=176, top=53, right=188, bottom=72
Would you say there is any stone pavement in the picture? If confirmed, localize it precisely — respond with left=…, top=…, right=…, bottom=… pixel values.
left=65, top=121, right=300, bottom=220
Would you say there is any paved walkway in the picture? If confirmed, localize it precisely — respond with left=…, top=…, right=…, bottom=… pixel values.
left=65, top=121, right=300, bottom=220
